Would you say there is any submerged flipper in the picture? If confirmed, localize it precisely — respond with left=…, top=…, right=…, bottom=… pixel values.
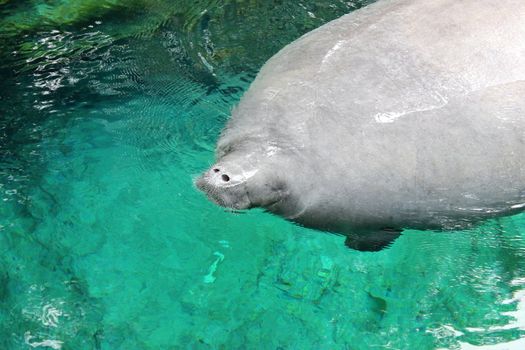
left=344, top=228, right=402, bottom=252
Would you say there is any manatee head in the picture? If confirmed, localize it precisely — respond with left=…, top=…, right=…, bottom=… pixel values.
left=195, top=138, right=294, bottom=212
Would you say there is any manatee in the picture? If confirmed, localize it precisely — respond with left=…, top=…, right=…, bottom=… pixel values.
left=196, top=0, right=525, bottom=251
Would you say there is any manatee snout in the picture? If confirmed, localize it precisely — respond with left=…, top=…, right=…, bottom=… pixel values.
left=197, top=164, right=234, bottom=188
left=195, top=162, right=252, bottom=210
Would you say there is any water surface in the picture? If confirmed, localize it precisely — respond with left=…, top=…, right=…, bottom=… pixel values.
left=1, top=1, right=524, bottom=349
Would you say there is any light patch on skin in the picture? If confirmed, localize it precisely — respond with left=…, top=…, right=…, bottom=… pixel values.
left=240, top=168, right=259, bottom=181
left=374, top=111, right=407, bottom=123
left=456, top=207, right=505, bottom=214
left=374, top=92, right=449, bottom=123
left=373, top=103, right=446, bottom=123
left=266, top=145, right=281, bottom=157
left=320, top=40, right=346, bottom=69
left=264, top=87, right=281, bottom=101
left=221, top=168, right=259, bottom=187
left=511, top=202, right=525, bottom=209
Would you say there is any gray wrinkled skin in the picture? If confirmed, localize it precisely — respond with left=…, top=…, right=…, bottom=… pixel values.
left=196, top=0, right=525, bottom=241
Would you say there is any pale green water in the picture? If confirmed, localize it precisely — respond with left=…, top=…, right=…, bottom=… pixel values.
left=1, top=1, right=525, bottom=349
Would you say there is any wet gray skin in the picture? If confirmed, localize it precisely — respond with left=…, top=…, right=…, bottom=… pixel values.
left=196, top=0, right=525, bottom=251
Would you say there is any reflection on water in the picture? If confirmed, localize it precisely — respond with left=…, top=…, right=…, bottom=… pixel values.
left=0, top=0, right=524, bottom=349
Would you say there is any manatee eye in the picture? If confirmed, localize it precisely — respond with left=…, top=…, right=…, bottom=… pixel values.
left=213, top=168, right=220, bottom=173
left=221, top=174, right=230, bottom=182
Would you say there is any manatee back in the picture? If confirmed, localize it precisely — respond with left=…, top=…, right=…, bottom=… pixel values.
left=227, top=0, right=525, bottom=134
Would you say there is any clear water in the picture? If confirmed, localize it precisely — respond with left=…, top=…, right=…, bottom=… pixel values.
left=1, top=1, right=525, bottom=349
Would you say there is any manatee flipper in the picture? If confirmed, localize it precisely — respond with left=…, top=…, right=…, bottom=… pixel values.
left=344, top=228, right=402, bottom=252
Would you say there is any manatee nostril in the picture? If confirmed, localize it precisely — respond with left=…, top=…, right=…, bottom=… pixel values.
left=221, top=174, right=230, bottom=182
left=213, top=168, right=220, bottom=173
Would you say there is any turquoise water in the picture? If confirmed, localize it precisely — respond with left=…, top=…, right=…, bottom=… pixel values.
left=1, top=1, right=525, bottom=349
